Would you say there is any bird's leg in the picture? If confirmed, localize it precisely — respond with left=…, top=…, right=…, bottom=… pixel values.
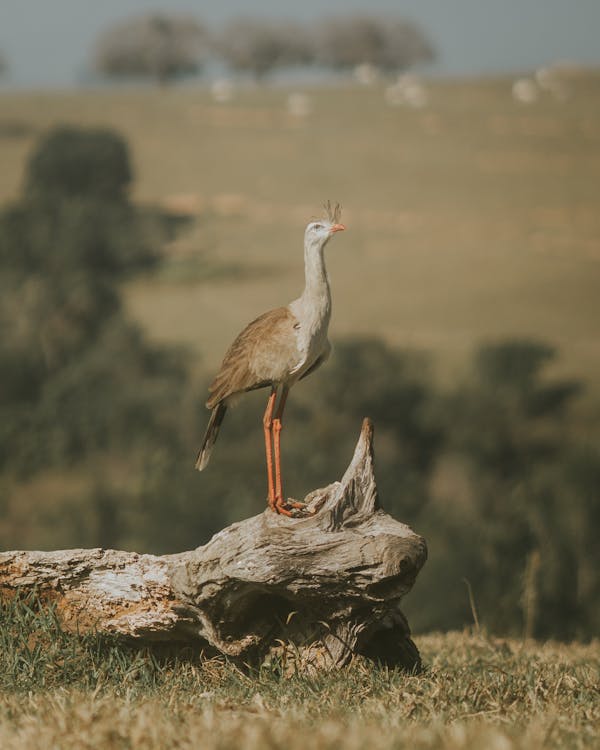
left=272, top=386, right=288, bottom=511
left=272, top=387, right=306, bottom=515
left=263, top=388, right=277, bottom=510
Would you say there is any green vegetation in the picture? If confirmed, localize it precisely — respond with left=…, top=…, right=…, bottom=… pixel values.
left=0, top=594, right=598, bottom=749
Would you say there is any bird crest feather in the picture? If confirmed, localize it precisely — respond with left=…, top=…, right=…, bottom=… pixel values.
left=323, top=200, right=342, bottom=224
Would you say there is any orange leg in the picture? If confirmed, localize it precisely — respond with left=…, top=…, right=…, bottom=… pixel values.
left=263, top=388, right=277, bottom=510
left=272, top=387, right=306, bottom=515
left=272, top=386, right=288, bottom=509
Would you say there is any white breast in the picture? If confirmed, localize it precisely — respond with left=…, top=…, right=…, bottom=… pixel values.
left=288, top=295, right=331, bottom=378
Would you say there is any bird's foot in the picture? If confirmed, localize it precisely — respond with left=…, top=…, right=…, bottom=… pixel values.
left=272, top=497, right=315, bottom=517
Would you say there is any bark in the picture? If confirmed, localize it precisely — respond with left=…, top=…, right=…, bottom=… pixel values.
left=0, top=419, right=427, bottom=670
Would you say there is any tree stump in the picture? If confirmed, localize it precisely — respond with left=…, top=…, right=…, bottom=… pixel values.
left=0, top=419, right=427, bottom=671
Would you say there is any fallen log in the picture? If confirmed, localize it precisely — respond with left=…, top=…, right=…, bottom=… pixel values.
left=0, top=419, right=427, bottom=670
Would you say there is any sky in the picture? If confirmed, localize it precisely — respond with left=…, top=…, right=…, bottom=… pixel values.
left=1, top=0, right=600, bottom=87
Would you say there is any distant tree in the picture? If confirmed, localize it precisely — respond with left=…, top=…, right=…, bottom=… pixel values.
left=317, top=15, right=435, bottom=73
left=0, top=125, right=197, bottom=553
left=438, top=339, right=590, bottom=638
left=0, top=126, right=169, bottom=474
left=26, top=127, right=132, bottom=202
left=94, top=13, right=208, bottom=86
left=0, top=51, right=7, bottom=76
left=455, top=340, right=582, bottom=480
left=3, top=127, right=159, bottom=279
left=217, top=18, right=314, bottom=80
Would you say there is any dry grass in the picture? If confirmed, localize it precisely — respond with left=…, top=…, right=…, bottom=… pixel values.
left=0, top=595, right=597, bottom=750
left=0, top=625, right=597, bottom=750
left=1, top=77, right=600, bottom=394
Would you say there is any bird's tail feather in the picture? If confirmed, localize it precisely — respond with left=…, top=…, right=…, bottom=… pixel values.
left=195, top=403, right=227, bottom=471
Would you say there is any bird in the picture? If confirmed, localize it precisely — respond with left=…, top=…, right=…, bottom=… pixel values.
left=195, top=201, right=345, bottom=516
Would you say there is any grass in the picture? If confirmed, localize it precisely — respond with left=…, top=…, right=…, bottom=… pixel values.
left=1, top=76, right=600, bottom=394
left=0, top=595, right=598, bottom=749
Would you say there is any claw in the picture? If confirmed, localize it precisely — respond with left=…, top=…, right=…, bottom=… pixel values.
left=273, top=497, right=315, bottom=517
left=283, top=498, right=306, bottom=510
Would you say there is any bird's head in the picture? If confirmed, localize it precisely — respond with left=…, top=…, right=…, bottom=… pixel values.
left=305, top=201, right=345, bottom=247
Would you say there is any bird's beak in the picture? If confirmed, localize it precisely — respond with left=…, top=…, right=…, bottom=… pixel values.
left=330, top=223, right=346, bottom=233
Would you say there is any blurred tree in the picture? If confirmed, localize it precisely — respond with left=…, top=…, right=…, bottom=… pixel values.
left=452, top=340, right=581, bottom=481
left=546, top=446, right=600, bottom=638
left=0, top=51, right=7, bottom=77
left=26, top=127, right=132, bottom=201
left=0, top=127, right=161, bottom=408
left=94, top=13, right=209, bottom=86
left=520, top=445, right=600, bottom=640
left=0, top=126, right=192, bottom=550
left=436, top=339, right=589, bottom=637
left=317, top=15, right=435, bottom=73
left=217, top=18, right=314, bottom=80
left=1, top=127, right=159, bottom=279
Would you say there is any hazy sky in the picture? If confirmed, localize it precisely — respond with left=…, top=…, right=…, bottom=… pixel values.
left=1, top=0, right=600, bottom=87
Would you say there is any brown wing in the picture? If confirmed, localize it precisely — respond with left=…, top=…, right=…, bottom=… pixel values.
left=206, top=307, right=300, bottom=408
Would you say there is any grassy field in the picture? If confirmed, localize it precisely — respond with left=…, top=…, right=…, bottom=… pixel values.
left=0, top=596, right=598, bottom=750
left=1, top=75, right=599, bottom=394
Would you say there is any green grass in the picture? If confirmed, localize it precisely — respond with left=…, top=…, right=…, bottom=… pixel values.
left=1, top=594, right=598, bottom=749
left=1, top=76, right=600, bottom=393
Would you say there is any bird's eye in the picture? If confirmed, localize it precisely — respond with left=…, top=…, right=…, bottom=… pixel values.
left=314, top=223, right=323, bottom=230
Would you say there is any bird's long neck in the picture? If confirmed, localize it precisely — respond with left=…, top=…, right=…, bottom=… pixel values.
left=299, top=239, right=331, bottom=321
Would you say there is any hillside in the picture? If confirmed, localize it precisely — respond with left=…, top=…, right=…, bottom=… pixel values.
left=1, top=76, right=599, bottom=390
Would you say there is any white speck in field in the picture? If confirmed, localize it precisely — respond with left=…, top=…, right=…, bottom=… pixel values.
left=354, top=63, right=379, bottom=86
left=211, top=78, right=235, bottom=103
left=385, top=75, right=429, bottom=108
left=512, top=78, right=538, bottom=104
left=287, top=92, right=312, bottom=118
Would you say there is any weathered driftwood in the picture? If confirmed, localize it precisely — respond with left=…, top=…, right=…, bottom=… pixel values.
left=0, top=419, right=427, bottom=670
